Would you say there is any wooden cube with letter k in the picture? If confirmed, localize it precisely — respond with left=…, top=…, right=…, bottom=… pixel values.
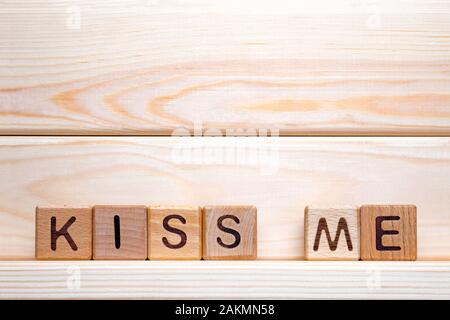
left=35, top=207, right=93, bottom=260
left=304, top=206, right=360, bottom=260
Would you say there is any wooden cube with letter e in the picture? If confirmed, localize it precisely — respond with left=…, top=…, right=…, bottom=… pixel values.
left=35, top=207, right=92, bottom=260
left=304, top=206, right=360, bottom=260
left=148, top=206, right=202, bottom=260
left=202, top=205, right=257, bottom=260
left=360, top=205, right=417, bottom=261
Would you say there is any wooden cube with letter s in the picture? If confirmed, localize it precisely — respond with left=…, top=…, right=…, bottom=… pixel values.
left=148, top=206, right=202, bottom=260
left=202, top=205, right=257, bottom=260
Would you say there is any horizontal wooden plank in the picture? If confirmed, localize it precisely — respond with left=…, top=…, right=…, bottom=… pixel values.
left=0, top=137, right=449, bottom=260
left=0, top=261, right=449, bottom=299
left=1, top=0, right=449, bottom=135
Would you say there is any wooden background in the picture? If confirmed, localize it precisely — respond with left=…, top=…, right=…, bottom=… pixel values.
left=0, top=137, right=449, bottom=260
left=0, top=0, right=449, bottom=263
left=1, top=0, right=449, bottom=135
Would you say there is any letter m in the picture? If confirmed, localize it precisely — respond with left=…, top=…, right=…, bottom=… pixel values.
left=313, top=218, right=353, bottom=251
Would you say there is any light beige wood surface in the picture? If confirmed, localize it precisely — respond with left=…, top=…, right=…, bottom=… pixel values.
left=1, top=0, right=449, bottom=135
left=305, top=207, right=360, bottom=261
left=361, top=205, right=417, bottom=261
left=0, top=137, right=449, bottom=260
left=148, top=206, right=202, bottom=260
left=203, top=205, right=257, bottom=260
left=0, top=261, right=449, bottom=299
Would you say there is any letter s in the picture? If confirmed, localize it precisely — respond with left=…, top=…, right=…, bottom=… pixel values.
left=162, top=215, right=187, bottom=249
left=217, top=215, right=241, bottom=249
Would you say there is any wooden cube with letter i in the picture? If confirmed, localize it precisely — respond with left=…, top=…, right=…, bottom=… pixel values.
left=202, top=205, right=257, bottom=260
left=35, top=207, right=92, bottom=260
left=93, top=205, right=147, bottom=260
left=304, top=206, right=360, bottom=260
left=148, top=206, right=202, bottom=260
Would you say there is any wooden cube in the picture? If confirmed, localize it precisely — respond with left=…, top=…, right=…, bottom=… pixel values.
left=203, top=205, right=257, bottom=260
left=304, top=207, right=360, bottom=260
left=360, top=205, right=417, bottom=261
left=148, top=206, right=202, bottom=260
left=93, top=205, right=147, bottom=260
left=35, top=207, right=92, bottom=260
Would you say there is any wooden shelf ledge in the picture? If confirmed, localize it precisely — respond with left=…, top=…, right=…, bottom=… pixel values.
left=0, top=261, right=449, bottom=299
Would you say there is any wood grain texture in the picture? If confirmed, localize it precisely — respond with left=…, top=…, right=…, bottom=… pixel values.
left=35, top=207, right=92, bottom=260
left=203, top=205, right=257, bottom=260
left=1, top=0, right=450, bottom=135
left=0, top=261, right=449, bottom=299
left=93, top=205, right=147, bottom=260
left=361, top=205, right=417, bottom=261
left=0, top=137, right=449, bottom=260
left=148, top=206, right=202, bottom=260
left=305, top=207, right=360, bottom=261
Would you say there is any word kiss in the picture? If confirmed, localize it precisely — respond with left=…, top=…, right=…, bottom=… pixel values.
left=36, top=205, right=257, bottom=260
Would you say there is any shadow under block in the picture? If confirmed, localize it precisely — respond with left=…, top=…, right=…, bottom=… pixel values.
left=203, top=206, right=257, bottom=260
left=304, top=207, right=360, bottom=261
left=93, top=205, right=147, bottom=260
left=148, top=206, right=202, bottom=260
left=360, top=205, right=417, bottom=261
left=35, top=207, right=92, bottom=260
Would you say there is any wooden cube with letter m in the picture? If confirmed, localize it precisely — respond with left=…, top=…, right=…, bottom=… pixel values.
left=304, top=206, right=360, bottom=260
left=35, top=207, right=92, bottom=260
